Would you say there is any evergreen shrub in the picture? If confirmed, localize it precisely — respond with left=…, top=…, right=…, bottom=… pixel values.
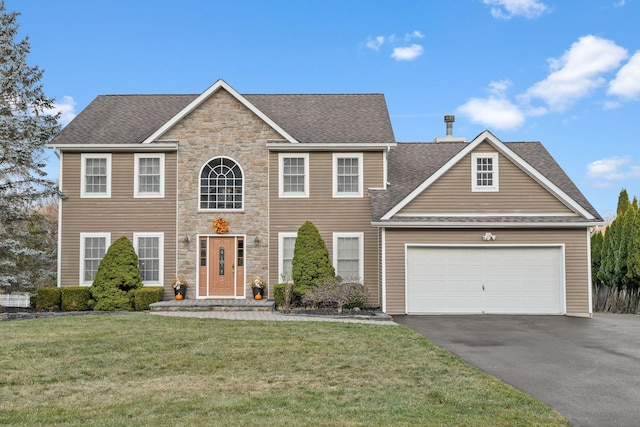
left=133, top=287, right=164, bottom=311
left=291, top=221, right=335, bottom=295
left=91, top=236, right=143, bottom=311
left=61, top=287, right=91, bottom=311
left=36, top=287, right=61, bottom=311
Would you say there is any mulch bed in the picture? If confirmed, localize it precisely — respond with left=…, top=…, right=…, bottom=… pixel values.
left=276, top=307, right=378, bottom=316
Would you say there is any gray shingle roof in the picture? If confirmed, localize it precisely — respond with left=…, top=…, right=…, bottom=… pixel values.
left=52, top=94, right=197, bottom=145
left=50, top=91, right=395, bottom=146
left=370, top=141, right=602, bottom=223
left=245, top=94, right=395, bottom=143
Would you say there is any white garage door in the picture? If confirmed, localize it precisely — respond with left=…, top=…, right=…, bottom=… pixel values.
left=406, top=246, right=563, bottom=314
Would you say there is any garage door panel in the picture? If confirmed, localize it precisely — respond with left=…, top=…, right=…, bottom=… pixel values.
left=407, top=246, right=563, bottom=314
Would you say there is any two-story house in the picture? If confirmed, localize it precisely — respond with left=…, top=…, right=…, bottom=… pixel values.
left=47, top=79, right=603, bottom=317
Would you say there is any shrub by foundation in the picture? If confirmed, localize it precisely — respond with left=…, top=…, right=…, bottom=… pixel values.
left=302, top=278, right=367, bottom=313
left=133, top=287, right=164, bottom=311
left=274, top=283, right=297, bottom=309
left=61, top=287, right=91, bottom=311
left=291, top=221, right=335, bottom=293
left=36, top=287, right=61, bottom=311
left=91, top=236, right=143, bottom=311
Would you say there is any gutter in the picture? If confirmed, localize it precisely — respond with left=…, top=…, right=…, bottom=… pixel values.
left=45, top=143, right=178, bottom=152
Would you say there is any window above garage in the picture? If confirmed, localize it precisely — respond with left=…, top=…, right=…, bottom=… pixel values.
left=472, top=152, right=499, bottom=192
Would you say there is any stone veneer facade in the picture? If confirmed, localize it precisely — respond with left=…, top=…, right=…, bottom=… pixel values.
left=160, top=89, right=282, bottom=298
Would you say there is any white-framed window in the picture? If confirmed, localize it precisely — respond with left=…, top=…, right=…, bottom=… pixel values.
left=472, top=152, right=499, bottom=192
left=134, top=232, right=164, bottom=286
left=200, top=157, right=244, bottom=211
left=279, top=153, right=309, bottom=198
left=333, top=153, right=363, bottom=197
left=134, top=153, right=164, bottom=198
left=278, top=233, right=297, bottom=283
left=333, top=232, right=364, bottom=281
left=79, top=232, right=111, bottom=285
left=81, top=153, right=111, bottom=198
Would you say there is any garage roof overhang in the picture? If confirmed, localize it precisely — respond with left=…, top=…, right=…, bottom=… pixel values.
left=372, top=220, right=605, bottom=228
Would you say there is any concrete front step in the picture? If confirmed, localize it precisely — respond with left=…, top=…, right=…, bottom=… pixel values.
left=150, top=299, right=275, bottom=312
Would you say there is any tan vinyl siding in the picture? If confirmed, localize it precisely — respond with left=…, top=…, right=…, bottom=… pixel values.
left=399, top=142, right=576, bottom=215
left=59, top=150, right=177, bottom=296
left=383, top=228, right=590, bottom=316
left=269, top=150, right=385, bottom=306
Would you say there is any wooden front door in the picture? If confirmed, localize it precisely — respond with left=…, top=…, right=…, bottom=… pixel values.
left=198, top=236, right=245, bottom=298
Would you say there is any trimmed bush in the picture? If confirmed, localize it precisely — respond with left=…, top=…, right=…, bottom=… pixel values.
left=61, top=287, right=91, bottom=311
left=291, top=221, right=335, bottom=294
left=91, top=236, right=143, bottom=311
left=302, top=278, right=367, bottom=313
left=36, top=287, right=61, bottom=311
left=133, top=286, right=164, bottom=311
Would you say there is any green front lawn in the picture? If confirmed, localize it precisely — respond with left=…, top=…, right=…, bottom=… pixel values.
left=0, top=314, right=568, bottom=426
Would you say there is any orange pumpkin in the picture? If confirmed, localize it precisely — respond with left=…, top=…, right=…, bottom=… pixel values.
left=175, top=293, right=183, bottom=300
left=255, top=293, right=263, bottom=300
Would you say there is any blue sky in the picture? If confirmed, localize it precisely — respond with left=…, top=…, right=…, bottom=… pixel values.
left=9, top=0, right=640, bottom=218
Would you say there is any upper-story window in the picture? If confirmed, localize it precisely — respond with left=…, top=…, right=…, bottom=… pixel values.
left=200, top=157, right=243, bottom=210
left=134, top=153, right=164, bottom=198
left=81, top=153, right=111, bottom=198
left=333, top=153, right=363, bottom=198
left=472, top=152, right=499, bottom=192
left=279, top=153, right=309, bottom=198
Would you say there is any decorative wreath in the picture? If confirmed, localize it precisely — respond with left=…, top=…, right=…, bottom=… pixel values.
left=213, top=218, right=229, bottom=234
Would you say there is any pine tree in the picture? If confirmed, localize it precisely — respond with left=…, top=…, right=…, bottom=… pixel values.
left=616, top=189, right=630, bottom=216
left=0, top=2, right=60, bottom=291
left=591, top=229, right=604, bottom=310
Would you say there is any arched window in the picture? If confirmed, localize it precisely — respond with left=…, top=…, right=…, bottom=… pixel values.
left=200, top=157, right=243, bottom=210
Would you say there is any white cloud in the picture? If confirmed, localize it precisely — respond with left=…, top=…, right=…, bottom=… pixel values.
left=55, top=96, right=77, bottom=126
left=488, top=79, right=512, bottom=95
left=457, top=97, right=525, bottom=130
left=608, top=51, right=640, bottom=100
left=405, top=30, right=424, bottom=41
left=521, top=35, right=628, bottom=111
left=391, top=44, right=424, bottom=61
left=366, top=36, right=385, bottom=51
left=586, top=156, right=640, bottom=187
left=483, top=0, right=548, bottom=19
left=44, top=95, right=76, bottom=127
left=365, top=30, right=424, bottom=61
left=457, top=80, right=525, bottom=130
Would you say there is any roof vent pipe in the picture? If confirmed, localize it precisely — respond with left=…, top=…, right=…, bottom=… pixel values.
left=444, top=115, right=455, bottom=136
left=434, top=115, right=467, bottom=143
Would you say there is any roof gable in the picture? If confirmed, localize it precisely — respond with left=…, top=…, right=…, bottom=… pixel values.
left=143, top=79, right=299, bottom=144
left=398, top=141, right=576, bottom=216
left=378, top=131, right=598, bottom=222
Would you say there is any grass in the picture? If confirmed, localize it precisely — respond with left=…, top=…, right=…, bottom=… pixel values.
left=0, top=314, right=569, bottom=426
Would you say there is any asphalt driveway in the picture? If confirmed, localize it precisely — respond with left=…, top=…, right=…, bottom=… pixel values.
left=393, top=314, right=640, bottom=427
